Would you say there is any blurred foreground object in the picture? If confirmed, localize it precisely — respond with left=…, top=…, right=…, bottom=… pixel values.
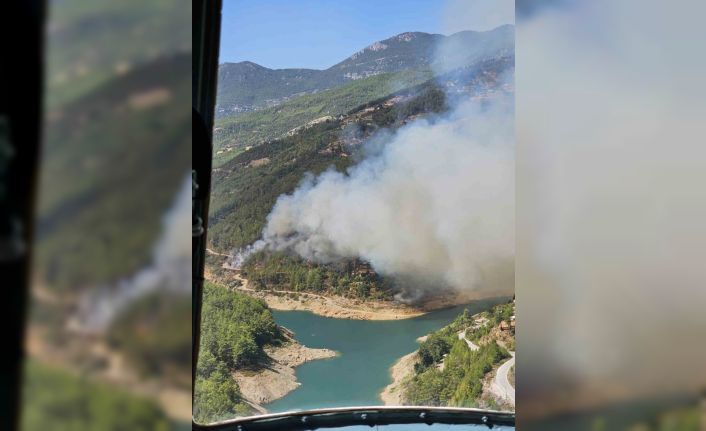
left=19, top=0, right=191, bottom=430
left=517, top=0, right=706, bottom=429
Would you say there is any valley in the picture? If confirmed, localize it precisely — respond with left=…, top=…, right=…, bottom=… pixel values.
left=206, top=54, right=513, bottom=283
left=195, top=278, right=509, bottom=419
left=200, top=23, right=516, bottom=420
left=266, top=298, right=509, bottom=413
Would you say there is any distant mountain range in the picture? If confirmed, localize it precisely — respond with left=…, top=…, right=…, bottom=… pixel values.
left=216, top=24, right=514, bottom=118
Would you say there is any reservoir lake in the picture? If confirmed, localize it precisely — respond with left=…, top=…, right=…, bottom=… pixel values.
left=266, top=297, right=508, bottom=412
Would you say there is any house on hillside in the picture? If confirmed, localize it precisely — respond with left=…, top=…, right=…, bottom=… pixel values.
left=500, top=319, right=516, bottom=332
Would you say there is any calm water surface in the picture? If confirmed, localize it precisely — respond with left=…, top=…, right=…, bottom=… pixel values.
left=266, top=297, right=507, bottom=412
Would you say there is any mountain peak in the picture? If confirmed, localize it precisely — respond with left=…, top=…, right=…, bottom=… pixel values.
left=221, top=61, right=269, bottom=71
left=396, top=32, right=419, bottom=42
left=350, top=41, right=389, bottom=59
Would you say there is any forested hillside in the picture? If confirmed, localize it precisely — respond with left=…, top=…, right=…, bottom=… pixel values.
left=208, top=77, right=457, bottom=251
left=402, top=301, right=515, bottom=408
left=212, top=69, right=431, bottom=166
left=194, top=282, right=282, bottom=423
left=243, top=251, right=394, bottom=300
left=36, top=53, right=191, bottom=292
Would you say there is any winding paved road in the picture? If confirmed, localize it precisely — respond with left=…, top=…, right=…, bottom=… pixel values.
left=490, top=352, right=515, bottom=406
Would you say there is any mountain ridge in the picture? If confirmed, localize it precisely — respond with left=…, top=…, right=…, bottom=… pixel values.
left=220, top=25, right=514, bottom=71
left=216, top=25, right=514, bottom=117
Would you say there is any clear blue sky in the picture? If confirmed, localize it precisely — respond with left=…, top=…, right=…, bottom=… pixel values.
left=219, top=0, right=449, bottom=69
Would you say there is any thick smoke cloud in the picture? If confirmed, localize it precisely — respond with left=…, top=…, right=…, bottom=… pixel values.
left=243, top=97, right=514, bottom=297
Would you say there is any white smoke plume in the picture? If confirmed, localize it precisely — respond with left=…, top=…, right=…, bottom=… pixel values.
left=239, top=96, right=514, bottom=297
left=68, top=174, right=191, bottom=333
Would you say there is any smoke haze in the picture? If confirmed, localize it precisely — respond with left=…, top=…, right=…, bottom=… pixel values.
left=442, top=0, right=515, bottom=33
left=517, top=0, right=706, bottom=416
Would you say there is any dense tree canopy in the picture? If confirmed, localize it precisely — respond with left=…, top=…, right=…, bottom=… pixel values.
left=241, top=251, right=394, bottom=301
left=194, top=282, right=282, bottom=423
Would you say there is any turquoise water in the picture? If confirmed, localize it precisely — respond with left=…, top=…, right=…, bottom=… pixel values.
left=266, top=297, right=508, bottom=413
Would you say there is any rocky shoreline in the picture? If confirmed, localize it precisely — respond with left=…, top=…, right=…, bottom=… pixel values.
left=251, top=287, right=510, bottom=321
left=234, top=329, right=337, bottom=410
left=379, top=351, right=417, bottom=405
left=244, top=288, right=426, bottom=320
left=210, top=267, right=510, bottom=321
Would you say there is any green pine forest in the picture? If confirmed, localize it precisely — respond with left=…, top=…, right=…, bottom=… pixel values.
left=193, top=282, right=283, bottom=423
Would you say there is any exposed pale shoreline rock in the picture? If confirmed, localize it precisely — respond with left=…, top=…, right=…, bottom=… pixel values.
left=234, top=330, right=337, bottom=411
left=245, top=289, right=426, bottom=320
left=379, top=351, right=417, bottom=405
left=249, top=287, right=511, bottom=320
left=209, top=267, right=511, bottom=321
